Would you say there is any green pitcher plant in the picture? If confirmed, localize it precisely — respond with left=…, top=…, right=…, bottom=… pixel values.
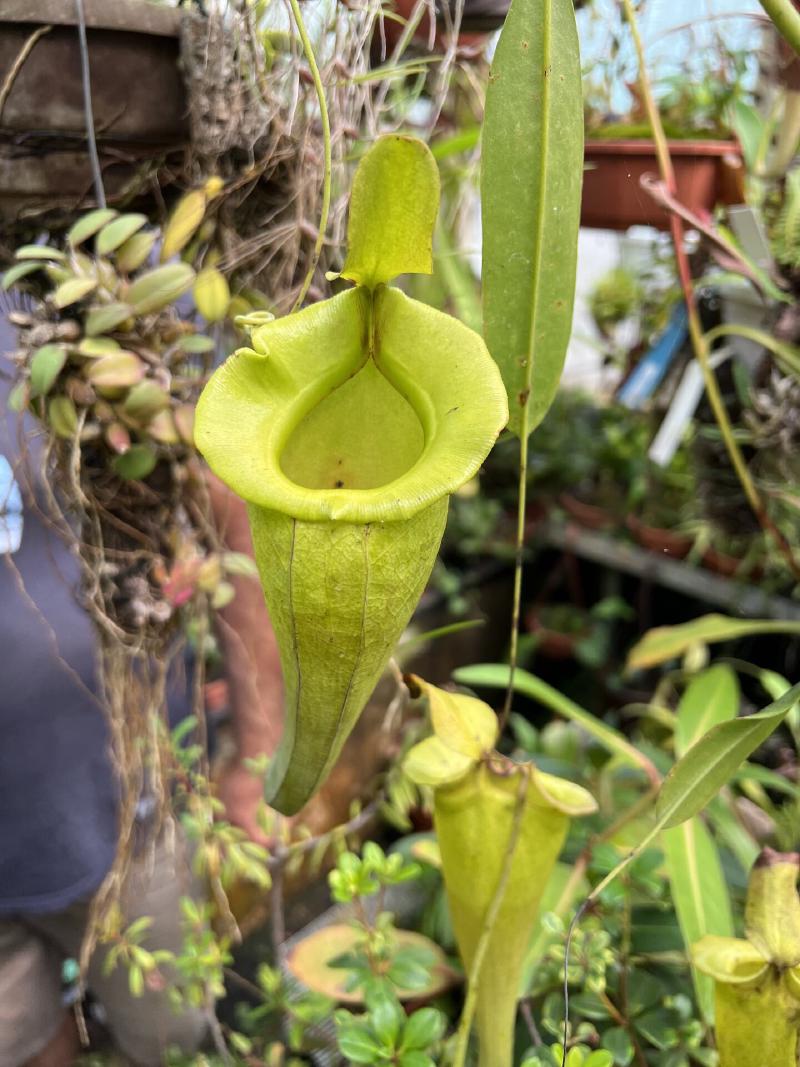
left=693, top=849, right=800, bottom=1067
left=195, top=136, right=508, bottom=814
left=403, top=677, right=597, bottom=1067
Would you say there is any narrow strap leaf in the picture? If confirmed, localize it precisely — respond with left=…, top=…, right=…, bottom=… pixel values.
left=481, top=0, right=583, bottom=437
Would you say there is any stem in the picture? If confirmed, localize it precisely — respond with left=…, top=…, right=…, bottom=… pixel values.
left=622, top=0, right=800, bottom=581
left=759, top=0, right=800, bottom=55
left=451, top=769, right=529, bottom=1067
left=0, top=24, right=51, bottom=122
left=287, top=0, right=332, bottom=312
left=500, top=433, right=529, bottom=734
left=561, top=812, right=666, bottom=1067
left=594, top=786, right=659, bottom=844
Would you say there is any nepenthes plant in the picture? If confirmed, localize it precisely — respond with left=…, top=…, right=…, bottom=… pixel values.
left=196, top=135, right=508, bottom=814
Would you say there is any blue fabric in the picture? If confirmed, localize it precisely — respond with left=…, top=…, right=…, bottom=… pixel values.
left=0, top=318, right=118, bottom=913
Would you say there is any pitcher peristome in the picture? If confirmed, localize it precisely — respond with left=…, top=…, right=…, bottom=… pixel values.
left=403, top=678, right=597, bottom=1067
left=693, top=849, right=800, bottom=1067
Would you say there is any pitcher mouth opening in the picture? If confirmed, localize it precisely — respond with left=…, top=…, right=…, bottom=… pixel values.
left=196, top=286, right=508, bottom=525
left=279, top=358, right=426, bottom=492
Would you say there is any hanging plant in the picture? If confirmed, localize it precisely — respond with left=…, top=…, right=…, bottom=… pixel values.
left=195, top=135, right=508, bottom=814
left=403, top=677, right=597, bottom=1067
left=693, top=849, right=800, bottom=1066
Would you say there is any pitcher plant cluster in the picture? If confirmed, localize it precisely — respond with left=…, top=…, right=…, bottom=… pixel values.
left=6, top=0, right=800, bottom=1062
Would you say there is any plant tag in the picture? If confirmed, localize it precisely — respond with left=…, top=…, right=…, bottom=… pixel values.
left=649, top=349, right=730, bottom=467
left=727, top=205, right=774, bottom=271
left=617, top=302, right=688, bottom=410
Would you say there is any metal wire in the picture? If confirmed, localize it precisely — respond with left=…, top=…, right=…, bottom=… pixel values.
left=74, top=0, right=106, bottom=208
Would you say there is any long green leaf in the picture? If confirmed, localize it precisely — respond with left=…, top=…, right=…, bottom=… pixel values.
left=731, top=100, right=766, bottom=173
left=481, top=0, right=583, bottom=437
left=582, top=686, right=799, bottom=913
left=452, top=663, right=656, bottom=780
left=705, top=796, right=759, bottom=873
left=675, top=665, right=739, bottom=758
left=658, top=682, right=800, bottom=829
left=662, top=817, right=734, bottom=1023
left=704, top=323, right=800, bottom=379
left=627, top=614, right=800, bottom=671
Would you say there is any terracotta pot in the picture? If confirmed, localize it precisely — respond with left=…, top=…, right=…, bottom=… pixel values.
left=559, top=492, right=616, bottom=531
left=701, top=545, right=764, bottom=581
left=582, top=140, right=744, bottom=231
left=0, top=0, right=188, bottom=218
left=525, top=612, right=586, bottom=660
left=625, top=515, right=693, bottom=559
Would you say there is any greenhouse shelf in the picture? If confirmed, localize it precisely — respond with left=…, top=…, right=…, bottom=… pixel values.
left=537, top=520, right=800, bottom=622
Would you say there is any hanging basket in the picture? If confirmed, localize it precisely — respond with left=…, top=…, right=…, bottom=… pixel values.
left=0, top=0, right=188, bottom=219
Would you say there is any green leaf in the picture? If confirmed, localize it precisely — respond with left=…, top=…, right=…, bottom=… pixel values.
left=732, top=100, right=766, bottom=173
left=29, top=344, right=67, bottom=397
left=48, top=396, right=78, bottom=437
left=76, top=337, right=120, bottom=357
left=386, top=954, right=431, bottom=992
left=585, top=1054, right=613, bottom=1067
left=705, top=796, right=759, bottom=873
left=68, top=208, right=118, bottom=247
left=2, top=261, right=41, bottom=289
left=7, top=381, right=27, bottom=412
left=602, top=1027, right=634, bottom=1066
left=662, top=816, right=734, bottom=1022
left=401, top=1007, right=445, bottom=1051
left=194, top=267, right=230, bottom=323
left=180, top=334, right=215, bottom=353
left=398, top=1053, right=435, bottom=1067
left=14, top=245, right=65, bottom=261
left=704, top=323, right=800, bottom=379
left=85, top=303, right=133, bottom=336
left=128, top=964, right=144, bottom=997
left=369, top=991, right=404, bottom=1048
left=481, top=0, right=583, bottom=437
left=657, top=682, right=800, bottom=829
left=161, top=188, right=208, bottom=262
left=85, top=351, right=145, bottom=391
left=627, top=614, right=800, bottom=671
left=95, top=214, right=148, bottom=256
left=340, top=135, right=439, bottom=288
left=128, top=263, right=195, bottom=315
left=675, top=665, right=739, bottom=757
left=112, top=444, right=157, bottom=481
left=337, top=1026, right=384, bottom=1063
left=53, top=276, right=98, bottom=309
left=115, top=230, right=158, bottom=273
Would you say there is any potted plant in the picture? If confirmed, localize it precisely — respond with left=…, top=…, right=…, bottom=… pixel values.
left=582, top=139, right=744, bottom=231
left=581, top=33, right=748, bottom=229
